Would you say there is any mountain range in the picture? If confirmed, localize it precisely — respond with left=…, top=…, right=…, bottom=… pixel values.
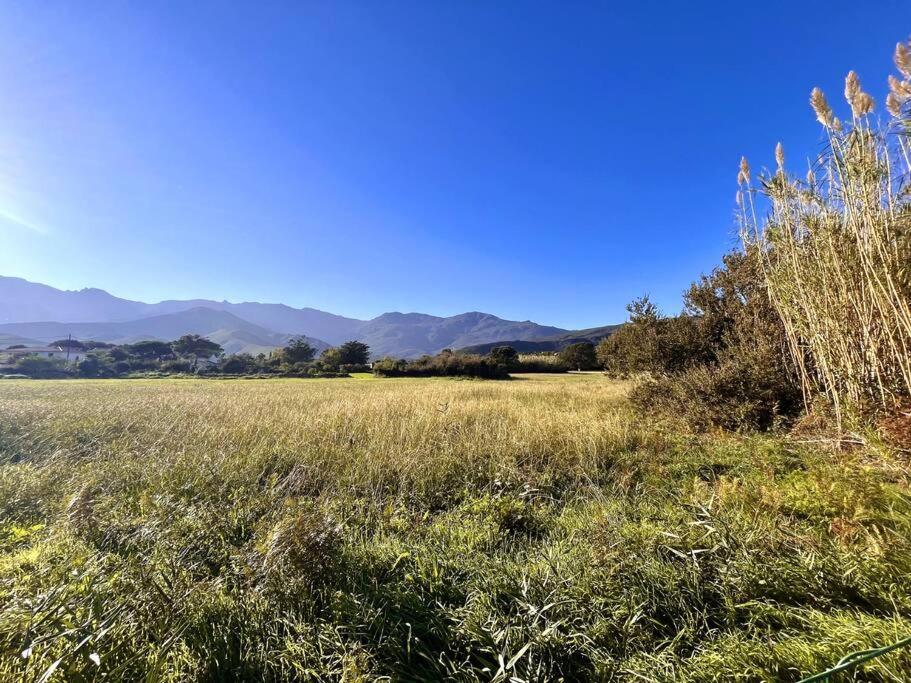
left=0, top=276, right=618, bottom=358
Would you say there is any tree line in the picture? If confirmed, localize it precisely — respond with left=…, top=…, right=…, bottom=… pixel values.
left=0, top=336, right=371, bottom=379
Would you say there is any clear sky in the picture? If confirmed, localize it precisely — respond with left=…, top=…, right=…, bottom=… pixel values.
left=0, top=2, right=907, bottom=328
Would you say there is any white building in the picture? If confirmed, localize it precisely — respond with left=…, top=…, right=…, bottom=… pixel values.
left=1, top=346, right=85, bottom=364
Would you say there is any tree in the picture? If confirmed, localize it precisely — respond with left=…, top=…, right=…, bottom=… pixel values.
left=559, top=342, right=598, bottom=371
left=10, top=355, right=70, bottom=378
left=337, top=341, right=370, bottom=365
left=282, top=337, right=316, bottom=364
left=51, top=338, right=85, bottom=350
left=319, top=347, right=342, bottom=370
left=109, top=346, right=131, bottom=362
left=76, top=354, right=110, bottom=378
left=596, top=295, right=665, bottom=374
left=220, top=353, right=257, bottom=374
left=171, top=335, right=224, bottom=368
left=489, top=346, right=519, bottom=367
left=125, top=340, right=173, bottom=360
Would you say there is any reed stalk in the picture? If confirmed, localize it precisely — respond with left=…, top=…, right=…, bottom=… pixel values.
left=740, top=40, right=911, bottom=424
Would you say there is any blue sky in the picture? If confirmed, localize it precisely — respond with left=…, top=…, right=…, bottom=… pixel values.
left=0, top=2, right=907, bottom=328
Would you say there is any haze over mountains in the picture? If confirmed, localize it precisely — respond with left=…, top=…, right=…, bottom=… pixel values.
left=0, top=276, right=617, bottom=358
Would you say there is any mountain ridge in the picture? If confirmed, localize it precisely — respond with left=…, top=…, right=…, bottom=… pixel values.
left=0, top=275, right=619, bottom=358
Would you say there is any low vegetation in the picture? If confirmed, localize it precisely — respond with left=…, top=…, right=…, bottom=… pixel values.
left=598, top=41, right=911, bottom=434
left=373, top=350, right=510, bottom=378
left=2, top=375, right=909, bottom=681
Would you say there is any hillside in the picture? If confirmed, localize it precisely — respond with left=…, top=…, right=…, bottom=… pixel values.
left=0, top=277, right=363, bottom=344
left=0, top=276, right=614, bottom=358
left=0, top=277, right=148, bottom=324
left=0, top=307, right=329, bottom=356
left=457, top=324, right=622, bottom=355
left=356, top=311, right=566, bottom=358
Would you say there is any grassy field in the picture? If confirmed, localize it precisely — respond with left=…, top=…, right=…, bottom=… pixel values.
left=1, top=375, right=910, bottom=681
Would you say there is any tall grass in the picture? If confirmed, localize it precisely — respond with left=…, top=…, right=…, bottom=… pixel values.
left=1, top=376, right=910, bottom=680
left=739, top=40, right=911, bottom=424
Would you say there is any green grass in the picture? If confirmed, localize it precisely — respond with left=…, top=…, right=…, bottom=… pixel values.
left=1, top=376, right=909, bottom=681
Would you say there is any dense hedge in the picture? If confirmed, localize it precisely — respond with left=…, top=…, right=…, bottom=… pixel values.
left=373, top=352, right=510, bottom=379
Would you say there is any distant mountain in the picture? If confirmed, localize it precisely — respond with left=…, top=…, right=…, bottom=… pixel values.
left=0, top=332, right=42, bottom=348
left=457, top=324, right=622, bottom=355
left=0, top=307, right=329, bottom=356
left=0, top=275, right=619, bottom=358
left=143, top=300, right=364, bottom=345
left=357, top=311, right=566, bottom=359
left=0, top=276, right=361, bottom=344
left=0, top=277, right=148, bottom=324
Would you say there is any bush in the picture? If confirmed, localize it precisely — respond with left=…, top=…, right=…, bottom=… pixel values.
left=631, top=345, right=803, bottom=431
left=607, top=251, right=801, bottom=431
left=76, top=354, right=110, bottom=378
left=373, top=353, right=509, bottom=379
left=160, top=359, right=194, bottom=374
left=219, top=353, right=259, bottom=374
left=596, top=297, right=710, bottom=375
left=5, top=355, right=72, bottom=379
left=339, top=363, right=372, bottom=374
left=515, top=353, right=569, bottom=373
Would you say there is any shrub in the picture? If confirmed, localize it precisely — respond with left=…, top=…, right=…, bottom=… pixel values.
left=5, top=355, right=72, bottom=379
left=160, top=358, right=194, bottom=374
left=373, top=353, right=509, bottom=379
left=515, top=353, right=569, bottom=373
left=596, top=297, right=710, bottom=375
left=631, top=345, right=802, bottom=431
left=76, top=354, right=109, bottom=378
left=338, top=363, right=371, bottom=374
left=612, top=250, right=801, bottom=431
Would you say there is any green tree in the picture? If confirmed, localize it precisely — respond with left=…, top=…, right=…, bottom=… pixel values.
left=11, top=355, right=71, bottom=378
left=596, top=296, right=664, bottom=374
left=125, top=340, right=173, bottom=360
left=171, top=335, right=224, bottom=368
left=220, top=353, right=257, bottom=374
left=51, top=338, right=85, bottom=350
left=337, top=341, right=370, bottom=365
left=76, top=353, right=113, bottom=378
left=282, top=337, right=316, bottom=364
left=559, top=342, right=598, bottom=370
left=319, top=347, right=342, bottom=370
left=489, top=346, right=519, bottom=368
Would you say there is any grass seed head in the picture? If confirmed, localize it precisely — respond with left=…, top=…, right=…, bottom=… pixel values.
left=888, top=74, right=911, bottom=98
left=845, top=71, right=861, bottom=111
left=810, top=87, right=834, bottom=126
left=896, top=40, right=911, bottom=79
left=854, top=92, right=874, bottom=116
left=739, top=156, right=750, bottom=184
